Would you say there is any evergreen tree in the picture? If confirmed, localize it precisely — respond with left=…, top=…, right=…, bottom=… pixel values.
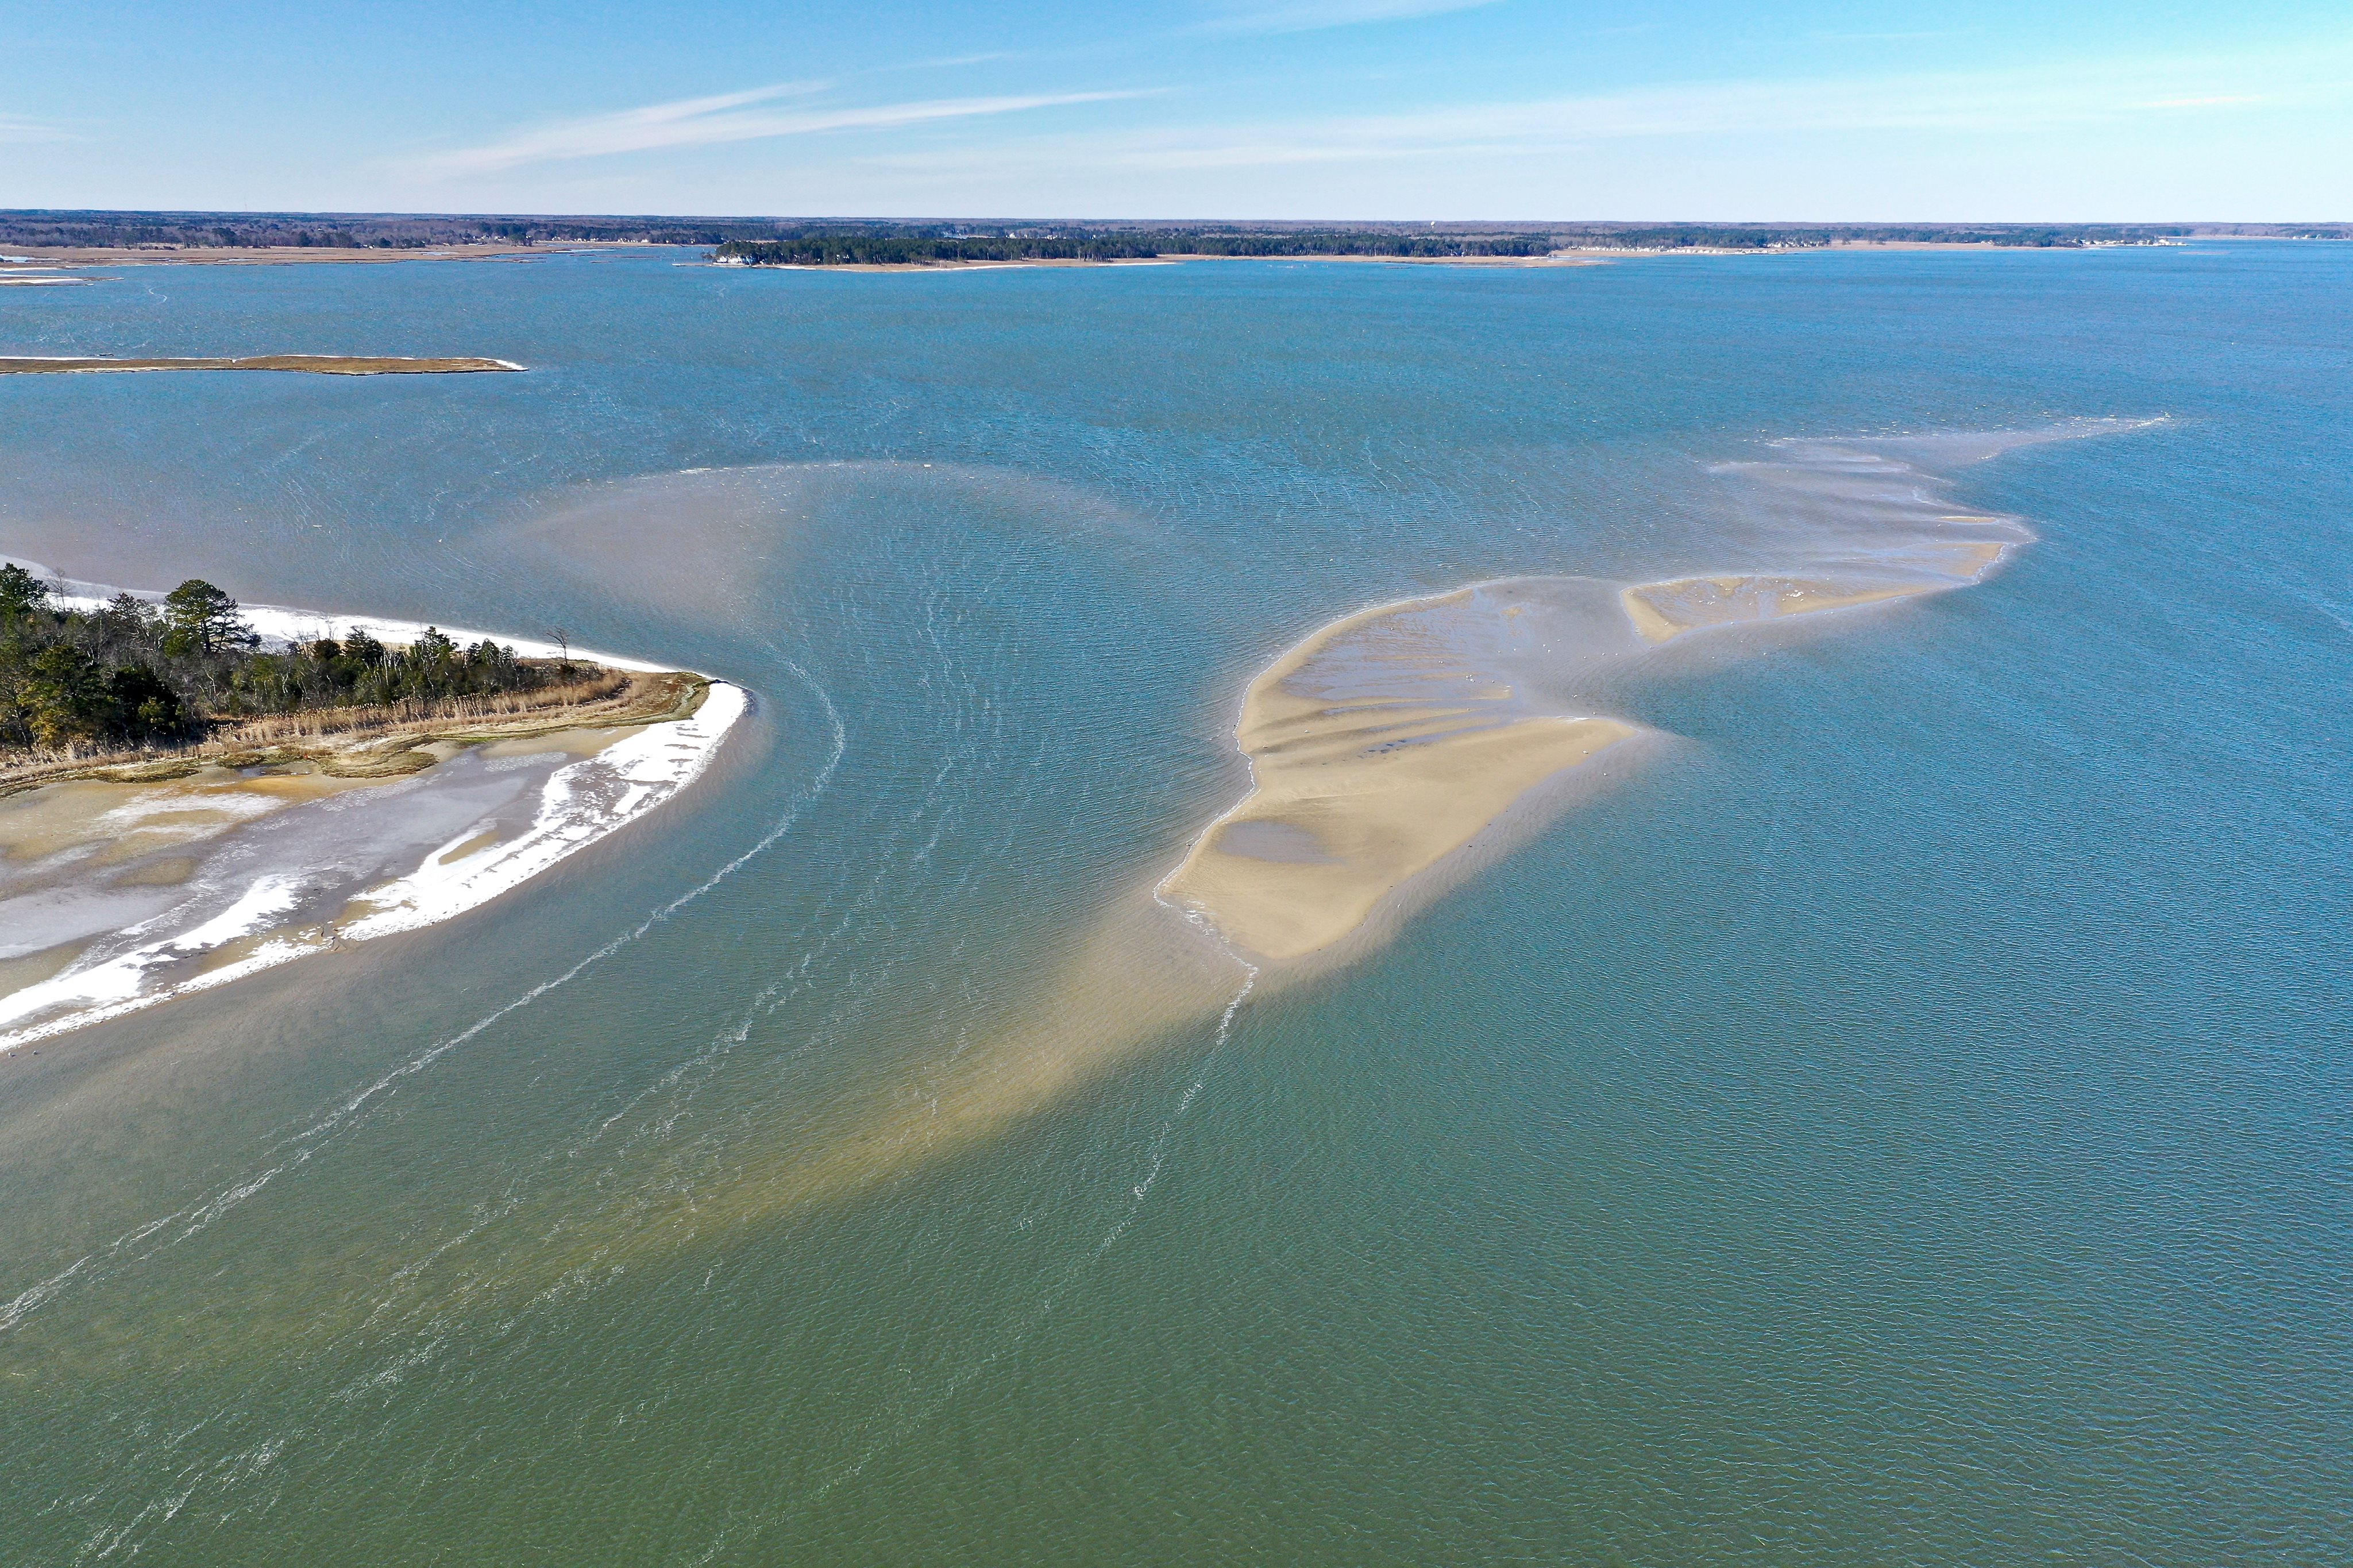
left=0, top=563, right=49, bottom=620
left=161, top=580, right=256, bottom=657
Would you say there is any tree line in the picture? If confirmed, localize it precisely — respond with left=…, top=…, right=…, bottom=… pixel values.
left=0, top=565, right=568, bottom=756
left=713, top=230, right=1561, bottom=265
left=708, top=222, right=2231, bottom=268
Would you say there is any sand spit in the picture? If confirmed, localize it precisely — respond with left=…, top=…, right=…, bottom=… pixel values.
left=0, top=356, right=522, bottom=376
left=0, top=566, right=745, bottom=1052
left=1162, top=422, right=2154, bottom=966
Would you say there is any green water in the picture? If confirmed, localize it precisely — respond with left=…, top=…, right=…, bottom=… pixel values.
left=1, top=246, right=2347, bottom=1562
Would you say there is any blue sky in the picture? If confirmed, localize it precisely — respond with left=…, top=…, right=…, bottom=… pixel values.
left=4, top=1, right=2349, bottom=218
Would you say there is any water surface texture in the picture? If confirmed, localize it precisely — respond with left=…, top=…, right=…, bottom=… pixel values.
left=2, top=247, right=2348, bottom=1564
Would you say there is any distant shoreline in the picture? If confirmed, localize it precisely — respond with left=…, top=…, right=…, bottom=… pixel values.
left=0, top=242, right=627, bottom=269
left=707, top=238, right=2211, bottom=273
left=0, top=354, right=523, bottom=376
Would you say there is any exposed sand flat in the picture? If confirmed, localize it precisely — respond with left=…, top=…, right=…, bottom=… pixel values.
left=0, top=770, right=381, bottom=867
left=1162, top=712, right=1635, bottom=959
left=0, top=354, right=522, bottom=376
left=1159, top=589, right=1642, bottom=960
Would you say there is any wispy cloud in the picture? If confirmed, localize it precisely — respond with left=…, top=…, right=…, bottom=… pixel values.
left=0, top=111, right=67, bottom=142
left=853, top=44, right=2342, bottom=181
left=403, top=83, right=1145, bottom=180
left=1196, top=0, right=1503, bottom=36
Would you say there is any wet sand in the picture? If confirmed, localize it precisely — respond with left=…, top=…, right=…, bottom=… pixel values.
left=1621, top=573, right=1932, bottom=643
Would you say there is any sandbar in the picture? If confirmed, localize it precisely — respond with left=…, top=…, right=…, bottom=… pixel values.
left=1159, top=592, right=1640, bottom=960
left=1161, top=427, right=2094, bottom=961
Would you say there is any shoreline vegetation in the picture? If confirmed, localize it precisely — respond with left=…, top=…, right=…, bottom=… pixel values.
left=0, top=564, right=697, bottom=792
left=0, top=669, right=709, bottom=796
left=0, top=355, right=522, bottom=376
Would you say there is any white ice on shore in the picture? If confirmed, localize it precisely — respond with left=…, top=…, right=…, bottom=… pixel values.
left=342, top=682, right=745, bottom=940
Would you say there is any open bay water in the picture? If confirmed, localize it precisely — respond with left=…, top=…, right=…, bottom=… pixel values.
left=1, top=245, right=2348, bottom=1562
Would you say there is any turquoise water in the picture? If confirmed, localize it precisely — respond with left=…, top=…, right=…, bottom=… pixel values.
left=1, top=246, right=2348, bottom=1562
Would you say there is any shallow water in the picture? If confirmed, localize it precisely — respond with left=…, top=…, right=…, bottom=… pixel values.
left=1, top=245, right=2348, bottom=1563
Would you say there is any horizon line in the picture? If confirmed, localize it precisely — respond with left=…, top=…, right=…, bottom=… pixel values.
left=3, top=209, right=2347, bottom=227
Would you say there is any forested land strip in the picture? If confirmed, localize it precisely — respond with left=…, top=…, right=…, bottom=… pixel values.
left=0, top=565, right=591, bottom=760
